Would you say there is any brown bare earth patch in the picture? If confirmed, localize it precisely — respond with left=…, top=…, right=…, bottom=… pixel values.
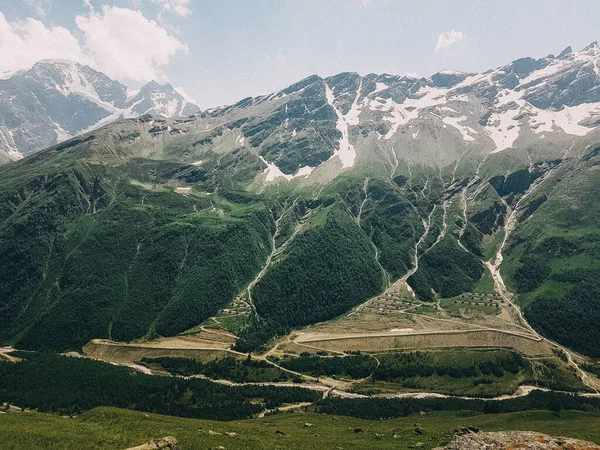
left=0, top=347, right=22, bottom=363
left=288, top=329, right=552, bottom=356
left=146, top=329, right=237, bottom=349
left=435, top=431, right=600, bottom=449
left=83, top=339, right=243, bottom=366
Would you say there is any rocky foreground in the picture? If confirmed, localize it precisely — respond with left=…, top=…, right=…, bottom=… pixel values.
left=126, top=436, right=180, bottom=450
left=436, top=431, right=600, bottom=449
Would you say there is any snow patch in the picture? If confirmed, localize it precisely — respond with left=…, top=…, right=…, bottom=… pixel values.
left=79, top=110, right=124, bottom=135
left=519, top=60, right=567, bottom=85
left=572, top=44, right=600, bottom=77
left=440, top=106, right=457, bottom=113
left=345, top=80, right=364, bottom=126
left=178, top=100, right=188, bottom=117
left=496, top=88, right=522, bottom=107
left=371, top=82, right=388, bottom=95
left=442, top=115, right=476, bottom=141
left=126, top=88, right=140, bottom=100
left=529, top=102, right=600, bottom=136
left=324, top=82, right=356, bottom=168
left=0, top=128, right=23, bottom=159
left=259, top=156, right=314, bottom=182
left=294, top=165, right=315, bottom=177
left=438, top=69, right=464, bottom=75
left=486, top=107, right=522, bottom=153
left=369, top=86, right=449, bottom=139
left=54, top=124, right=72, bottom=142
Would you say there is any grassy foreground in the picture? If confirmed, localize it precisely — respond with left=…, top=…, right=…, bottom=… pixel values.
left=1, top=407, right=600, bottom=449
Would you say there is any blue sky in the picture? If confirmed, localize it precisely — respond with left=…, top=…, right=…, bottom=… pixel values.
left=1, top=0, right=599, bottom=108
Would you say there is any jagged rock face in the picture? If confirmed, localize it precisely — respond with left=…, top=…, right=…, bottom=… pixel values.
left=127, top=81, right=200, bottom=118
left=431, top=70, right=470, bottom=88
left=2, top=43, right=600, bottom=181
left=435, top=431, right=600, bottom=449
left=0, top=60, right=200, bottom=160
left=164, top=42, right=600, bottom=184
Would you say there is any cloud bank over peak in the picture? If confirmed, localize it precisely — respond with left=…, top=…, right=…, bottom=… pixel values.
left=75, top=5, right=188, bottom=83
left=0, top=5, right=188, bottom=85
left=0, top=13, right=87, bottom=78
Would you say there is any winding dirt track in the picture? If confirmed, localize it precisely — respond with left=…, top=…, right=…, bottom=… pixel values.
left=294, top=327, right=540, bottom=344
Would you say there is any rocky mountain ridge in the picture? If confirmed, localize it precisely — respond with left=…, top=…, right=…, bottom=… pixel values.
left=154, top=42, right=600, bottom=186
left=0, top=60, right=199, bottom=162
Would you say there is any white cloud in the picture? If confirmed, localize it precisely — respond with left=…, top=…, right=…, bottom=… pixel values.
left=83, top=0, right=94, bottom=12
left=75, top=6, right=188, bottom=83
left=150, top=0, right=191, bottom=17
left=434, top=29, right=466, bottom=53
left=24, top=0, right=51, bottom=17
left=0, top=7, right=188, bottom=84
left=0, top=13, right=88, bottom=78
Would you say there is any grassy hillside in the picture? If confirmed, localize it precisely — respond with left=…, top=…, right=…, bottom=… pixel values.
left=337, top=176, right=422, bottom=280
left=408, top=237, right=485, bottom=301
left=1, top=407, right=600, bottom=449
left=1, top=116, right=599, bottom=362
left=253, top=203, right=384, bottom=327
left=0, top=159, right=273, bottom=351
left=501, top=147, right=600, bottom=357
left=234, top=200, right=387, bottom=351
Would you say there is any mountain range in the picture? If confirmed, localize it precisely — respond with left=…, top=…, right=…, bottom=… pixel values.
left=187, top=41, right=600, bottom=184
left=0, top=42, right=599, bottom=363
left=0, top=60, right=199, bottom=162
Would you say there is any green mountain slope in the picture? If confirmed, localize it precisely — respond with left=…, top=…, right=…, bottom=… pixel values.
left=253, top=202, right=384, bottom=326
left=499, top=146, right=600, bottom=357
left=0, top=122, right=276, bottom=351
left=0, top=119, right=421, bottom=351
left=0, top=103, right=599, bottom=359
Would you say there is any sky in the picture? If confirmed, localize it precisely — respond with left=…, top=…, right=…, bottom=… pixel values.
left=0, top=0, right=599, bottom=109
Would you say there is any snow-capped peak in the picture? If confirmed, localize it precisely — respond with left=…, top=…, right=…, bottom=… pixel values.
left=0, top=59, right=200, bottom=159
left=438, top=69, right=467, bottom=76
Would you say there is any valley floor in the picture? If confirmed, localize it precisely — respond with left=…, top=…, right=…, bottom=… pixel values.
left=79, top=276, right=600, bottom=400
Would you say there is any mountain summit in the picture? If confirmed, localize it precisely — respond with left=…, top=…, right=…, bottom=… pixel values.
left=0, top=60, right=200, bottom=162
left=144, top=42, right=598, bottom=185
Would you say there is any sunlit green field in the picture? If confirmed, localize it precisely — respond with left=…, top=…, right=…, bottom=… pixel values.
left=2, top=407, right=600, bottom=450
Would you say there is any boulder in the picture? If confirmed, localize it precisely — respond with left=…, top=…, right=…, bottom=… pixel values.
left=435, top=431, right=600, bottom=449
left=125, top=436, right=179, bottom=450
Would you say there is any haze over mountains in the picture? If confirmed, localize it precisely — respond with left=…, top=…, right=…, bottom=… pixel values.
left=0, top=60, right=199, bottom=162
